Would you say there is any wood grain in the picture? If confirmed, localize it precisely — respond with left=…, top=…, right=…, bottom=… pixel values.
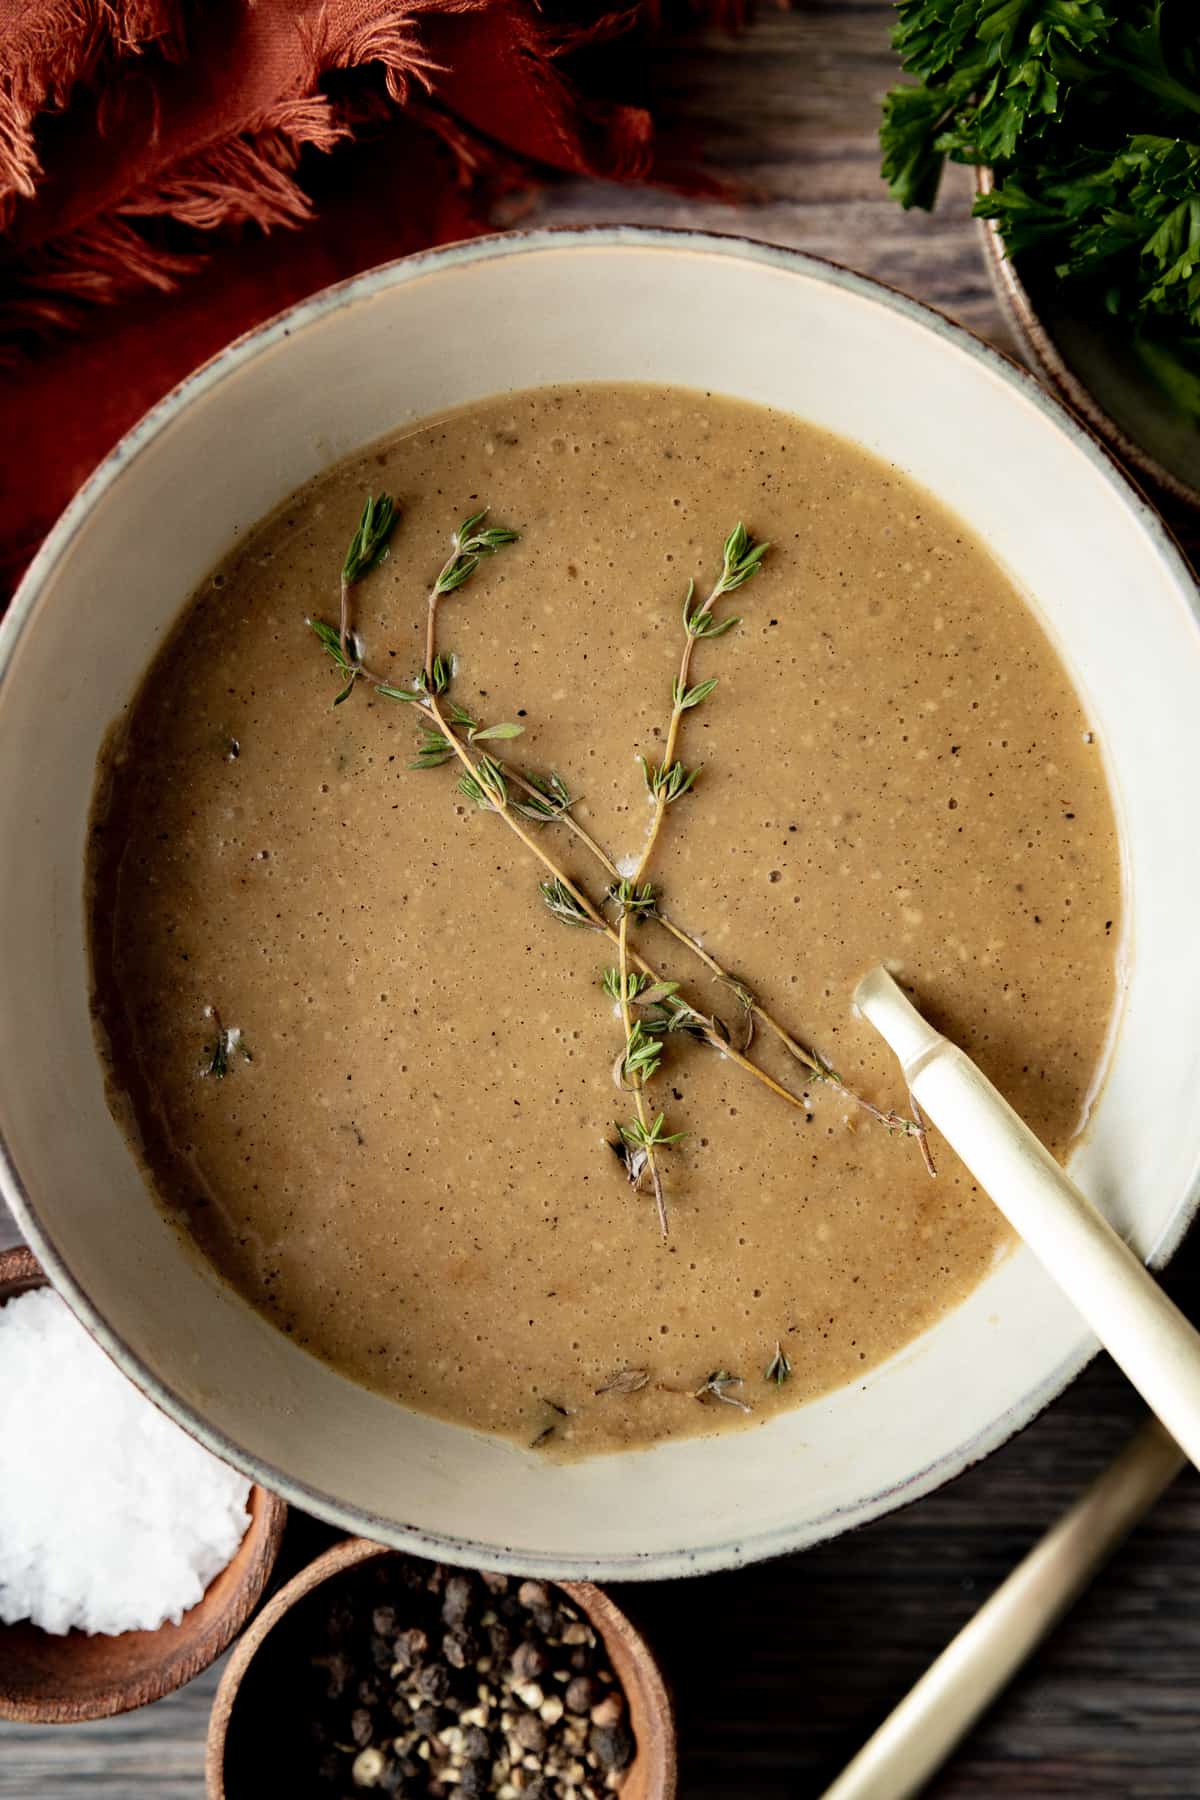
left=2, top=3, right=1199, bottom=1792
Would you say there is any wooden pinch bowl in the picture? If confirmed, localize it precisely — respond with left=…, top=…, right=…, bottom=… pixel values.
left=0, top=1245, right=287, bottom=1724
left=207, top=1537, right=677, bottom=1799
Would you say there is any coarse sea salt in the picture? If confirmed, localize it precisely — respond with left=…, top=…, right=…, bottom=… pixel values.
left=0, top=1287, right=251, bottom=1636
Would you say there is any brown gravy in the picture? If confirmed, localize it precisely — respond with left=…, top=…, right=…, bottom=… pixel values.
left=87, top=384, right=1121, bottom=1455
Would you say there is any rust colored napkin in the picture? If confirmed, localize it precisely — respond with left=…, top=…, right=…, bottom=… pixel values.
left=0, top=0, right=725, bottom=596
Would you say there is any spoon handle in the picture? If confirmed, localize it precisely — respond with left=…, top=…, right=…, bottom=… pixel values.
left=856, top=965, right=1200, bottom=1472
left=820, top=1418, right=1185, bottom=1800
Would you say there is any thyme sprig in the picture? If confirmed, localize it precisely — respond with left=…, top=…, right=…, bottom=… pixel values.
left=611, top=522, right=770, bottom=1231
left=765, top=1343, right=792, bottom=1386
left=315, top=497, right=935, bottom=1239
left=425, top=510, right=519, bottom=682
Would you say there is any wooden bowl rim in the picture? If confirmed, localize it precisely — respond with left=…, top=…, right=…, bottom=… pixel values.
left=206, top=1538, right=677, bottom=1799
left=975, top=168, right=1200, bottom=513
left=0, top=1245, right=287, bottom=1724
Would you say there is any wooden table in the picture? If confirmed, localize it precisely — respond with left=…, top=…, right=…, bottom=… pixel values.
left=4, top=8, right=1198, bottom=1794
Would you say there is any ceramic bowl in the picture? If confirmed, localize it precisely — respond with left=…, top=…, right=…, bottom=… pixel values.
left=0, top=1246, right=286, bottom=1722
left=1, top=228, right=1199, bottom=1580
left=977, top=173, right=1200, bottom=511
left=205, top=1539, right=676, bottom=1799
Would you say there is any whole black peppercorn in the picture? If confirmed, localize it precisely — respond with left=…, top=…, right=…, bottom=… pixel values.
left=512, top=1710, right=547, bottom=1754
left=350, top=1706, right=373, bottom=1747
left=415, top=1662, right=449, bottom=1704
left=442, top=1626, right=477, bottom=1670
left=372, top=1604, right=398, bottom=1639
left=531, top=1604, right=557, bottom=1637
left=461, top=1725, right=490, bottom=1760
left=370, top=1632, right=393, bottom=1671
left=415, top=1656, right=447, bottom=1699
left=458, top=1761, right=490, bottom=1799
left=511, top=1639, right=549, bottom=1683
left=565, top=1674, right=599, bottom=1714
left=568, top=1646, right=593, bottom=1673
left=411, top=1705, right=439, bottom=1738
left=393, top=1627, right=429, bottom=1672
left=591, top=1720, right=635, bottom=1771
left=441, top=1574, right=473, bottom=1628
left=487, top=1620, right=512, bottom=1662
left=356, top=1678, right=379, bottom=1707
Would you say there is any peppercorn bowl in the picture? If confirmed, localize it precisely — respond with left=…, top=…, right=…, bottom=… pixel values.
left=206, top=1538, right=676, bottom=1799
left=0, top=1245, right=287, bottom=1724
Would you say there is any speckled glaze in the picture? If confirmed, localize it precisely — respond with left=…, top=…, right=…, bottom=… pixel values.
left=1, top=229, right=1199, bottom=1580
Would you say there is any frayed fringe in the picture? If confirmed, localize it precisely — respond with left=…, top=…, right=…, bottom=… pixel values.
left=0, top=93, right=349, bottom=338
left=302, top=4, right=448, bottom=106
left=0, top=0, right=739, bottom=344
left=0, top=214, right=197, bottom=337
left=0, top=0, right=185, bottom=224
left=119, top=100, right=349, bottom=232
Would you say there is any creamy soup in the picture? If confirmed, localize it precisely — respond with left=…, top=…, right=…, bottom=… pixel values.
left=87, top=384, right=1121, bottom=1456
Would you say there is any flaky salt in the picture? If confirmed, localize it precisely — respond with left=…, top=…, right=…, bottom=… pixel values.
left=0, top=1286, right=251, bottom=1636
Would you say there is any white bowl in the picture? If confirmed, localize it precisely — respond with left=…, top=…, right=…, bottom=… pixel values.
left=2, top=228, right=1199, bottom=1579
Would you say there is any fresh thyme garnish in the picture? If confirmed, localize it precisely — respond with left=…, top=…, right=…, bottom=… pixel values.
left=620, top=1021, right=664, bottom=1088
left=329, top=493, right=400, bottom=701
left=200, top=1007, right=251, bottom=1079
left=313, top=495, right=934, bottom=1238
left=765, top=1343, right=792, bottom=1386
left=602, top=968, right=650, bottom=1003
left=694, top=1370, right=752, bottom=1413
left=540, top=877, right=601, bottom=930
left=609, top=880, right=657, bottom=918
left=609, top=523, right=770, bottom=1238
left=530, top=1424, right=557, bottom=1450
left=619, top=1113, right=686, bottom=1153
left=343, top=493, right=397, bottom=589
left=457, top=754, right=509, bottom=812
left=595, top=1369, right=650, bottom=1397
left=511, top=771, right=573, bottom=824
left=638, top=758, right=698, bottom=803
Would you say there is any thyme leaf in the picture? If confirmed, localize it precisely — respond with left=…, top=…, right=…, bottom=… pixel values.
left=619, top=1112, right=686, bottom=1151
left=609, top=879, right=657, bottom=918
left=539, top=876, right=598, bottom=929
left=595, top=1369, right=650, bottom=1396
left=342, top=493, right=397, bottom=587
left=694, top=1370, right=752, bottom=1413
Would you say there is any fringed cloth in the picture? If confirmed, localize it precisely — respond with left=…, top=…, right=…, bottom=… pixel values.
left=0, top=0, right=737, bottom=594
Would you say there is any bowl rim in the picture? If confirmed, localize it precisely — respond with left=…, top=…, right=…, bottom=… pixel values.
left=974, top=168, right=1200, bottom=512
left=204, top=1538, right=677, bottom=1799
left=2, top=223, right=1199, bottom=1580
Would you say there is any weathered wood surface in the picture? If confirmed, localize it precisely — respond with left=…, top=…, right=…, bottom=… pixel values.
left=4, top=6, right=1199, bottom=1794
